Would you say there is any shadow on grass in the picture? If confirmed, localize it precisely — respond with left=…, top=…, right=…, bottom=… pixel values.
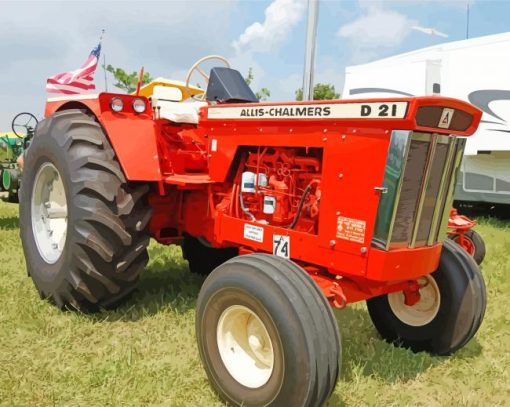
left=0, top=216, right=19, bottom=230
left=88, top=245, right=203, bottom=323
left=332, top=306, right=482, bottom=386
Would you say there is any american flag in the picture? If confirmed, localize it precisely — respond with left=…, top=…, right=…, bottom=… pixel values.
left=46, top=43, right=101, bottom=95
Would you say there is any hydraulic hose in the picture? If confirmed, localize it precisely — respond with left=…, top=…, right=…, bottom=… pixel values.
left=288, top=180, right=317, bottom=229
left=239, top=186, right=256, bottom=221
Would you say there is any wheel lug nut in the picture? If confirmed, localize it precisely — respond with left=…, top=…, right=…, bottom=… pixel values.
left=52, top=243, right=58, bottom=249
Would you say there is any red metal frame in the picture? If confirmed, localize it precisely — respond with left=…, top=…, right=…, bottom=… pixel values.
left=44, top=94, right=482, bottom=308
left=447, top=208, right=477, bottom=255
left=46, top=94, right=160, bottom=181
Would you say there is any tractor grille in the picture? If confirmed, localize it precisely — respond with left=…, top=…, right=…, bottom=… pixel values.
left=373, top=131, right=465, bottom=250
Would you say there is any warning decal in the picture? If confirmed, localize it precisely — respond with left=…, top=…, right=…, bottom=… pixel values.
left=336, top=216, right=366, bottom=244
left=244, top=224, right=264, bottom=243
left=438, top=108, right=454, bottom=129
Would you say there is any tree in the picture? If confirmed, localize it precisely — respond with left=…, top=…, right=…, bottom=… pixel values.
left=104, top=65, right=153, bottom=94
left=295, top=83, right=340, bottom=101
left=244, top=68, right=271, bottom=101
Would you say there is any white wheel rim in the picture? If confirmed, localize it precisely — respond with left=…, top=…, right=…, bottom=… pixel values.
left=217, top=305, right=274, bottom=388
left=388, top=276, right=441, bottom=327
left=31, top=162, right=68, bottom=264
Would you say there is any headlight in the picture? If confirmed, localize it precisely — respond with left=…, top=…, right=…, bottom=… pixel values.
left=110, top=97, right=124, bottom=112
left=132, top=98, right=146, bottom=113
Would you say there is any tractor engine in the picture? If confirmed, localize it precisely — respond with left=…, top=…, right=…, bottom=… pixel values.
left=233, top=147, right=322, bottom=234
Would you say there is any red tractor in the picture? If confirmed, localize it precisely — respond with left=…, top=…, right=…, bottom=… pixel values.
left=448, top=208, right=486, bottom=265
left=20, top=56, right=486, bottom=406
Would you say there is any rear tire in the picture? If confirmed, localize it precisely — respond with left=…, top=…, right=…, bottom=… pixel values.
left=181, top=233, right=238, bottom=276
left=450, top=230, right=486, bottom=265
left=19, top=109, right=152, bottom=312
left=196, top=253, right=341, bottom=406
left=367, top=239, right=486, bottom=355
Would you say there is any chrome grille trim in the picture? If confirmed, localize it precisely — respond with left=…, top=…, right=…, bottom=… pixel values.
left=436, top=138, right=467, bottom=241
left=372, top=131, right=464, bottom=251
left=384, top=132, right=413, bottom=250
left=372, top=130, right=413, bottom=250
left=427, top=138, right=456, bottom=245
left=409, top=134, right=438, bottom=248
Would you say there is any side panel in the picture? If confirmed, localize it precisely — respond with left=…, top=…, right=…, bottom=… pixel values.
left=317, top=127, right=390, bottom=262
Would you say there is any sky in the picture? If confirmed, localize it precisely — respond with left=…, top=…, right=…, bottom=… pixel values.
left=1, top=0, right=510, bottom=130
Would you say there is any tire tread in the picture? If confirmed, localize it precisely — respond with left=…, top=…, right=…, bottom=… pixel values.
left=20, top=109, right=151, bottom=312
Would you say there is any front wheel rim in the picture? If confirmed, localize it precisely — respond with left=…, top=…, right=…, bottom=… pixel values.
left=388, top=276, right=441, bottom=327
left=460, top=236, right=475, bottom=255
left=216, top=305, right=275, bottom=388
left=31, top=162, right=68, bottom=264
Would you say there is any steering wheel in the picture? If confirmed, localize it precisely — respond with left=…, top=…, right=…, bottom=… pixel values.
left=12, top=112, right=38, bottom=138
left=185, top=55, right=230, bottom=101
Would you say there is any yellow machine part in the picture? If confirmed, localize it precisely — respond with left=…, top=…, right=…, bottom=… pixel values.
left=136, top=78, right=204, bottom=101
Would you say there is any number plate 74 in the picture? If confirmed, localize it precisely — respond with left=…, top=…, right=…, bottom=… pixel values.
left=273, top=235, right=290, bottom=259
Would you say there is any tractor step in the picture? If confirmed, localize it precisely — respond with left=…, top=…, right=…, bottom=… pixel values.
left=164, top=173, right=213, bottom=186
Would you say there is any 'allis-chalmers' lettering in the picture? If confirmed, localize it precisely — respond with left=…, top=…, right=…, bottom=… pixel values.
left=240, top=106, right=331, bottom=118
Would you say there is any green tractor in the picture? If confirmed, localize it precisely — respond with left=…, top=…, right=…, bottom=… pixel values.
left=0, top=113, right=38, bottom=202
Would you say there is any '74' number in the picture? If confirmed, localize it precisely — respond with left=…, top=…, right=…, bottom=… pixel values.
left=273, top=235, right=290, bottom=259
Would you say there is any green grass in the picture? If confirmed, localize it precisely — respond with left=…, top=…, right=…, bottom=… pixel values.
left=0, top=200, right=508, bottom=406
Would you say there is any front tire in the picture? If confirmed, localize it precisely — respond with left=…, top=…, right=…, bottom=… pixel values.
left=19, top=110, right=152, bottom=312
left=367, top=239, right=486, bottom=355
left=450, top=229, right=486, bottom=265
left=196, top=254, right=341, bottom=406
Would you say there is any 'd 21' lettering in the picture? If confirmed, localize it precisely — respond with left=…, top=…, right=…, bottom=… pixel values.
left=360, top=104, right=399, bottom=117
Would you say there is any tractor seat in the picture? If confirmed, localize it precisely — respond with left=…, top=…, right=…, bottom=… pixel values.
left=152, top=98, right=207, bottom=124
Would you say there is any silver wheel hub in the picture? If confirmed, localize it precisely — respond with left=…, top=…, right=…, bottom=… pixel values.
left=31, top=162, right=68, bottom=264
left=388, top=276, right=441, bottom=327
left=217, top=305, right=275, bottom=388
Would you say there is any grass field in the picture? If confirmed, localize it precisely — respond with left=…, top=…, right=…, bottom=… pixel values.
left=0, top=200, right=509, bottom=406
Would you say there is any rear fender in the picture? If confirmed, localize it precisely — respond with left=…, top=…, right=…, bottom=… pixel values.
left=46, top=93, right=161, bottom=181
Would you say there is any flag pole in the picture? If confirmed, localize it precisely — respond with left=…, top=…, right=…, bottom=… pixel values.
left=136, top=67, right=144, bottom=96
left=466, top=2, right=470, bottom=39
left=302, top=0, right=319, bottom=101
left=100, top=29, right=108, bottom=92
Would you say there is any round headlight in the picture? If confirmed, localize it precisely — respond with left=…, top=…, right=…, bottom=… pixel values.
left=132, top=98, right=146, bottom=113
left=110, top=97, right=124, bottom=112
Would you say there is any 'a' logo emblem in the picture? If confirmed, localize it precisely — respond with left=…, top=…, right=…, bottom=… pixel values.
left=438, top=108, right=454, bottom=129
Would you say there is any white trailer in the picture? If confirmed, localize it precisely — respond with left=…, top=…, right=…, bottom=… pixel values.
left=343, top=32, right=510, bottom=206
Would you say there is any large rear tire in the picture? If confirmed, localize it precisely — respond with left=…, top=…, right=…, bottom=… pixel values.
left=196, top=253, right=341, bottom=406
left=367, top=239, right=486, bottom=355
left=19, top=110, right=152, bottom=312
